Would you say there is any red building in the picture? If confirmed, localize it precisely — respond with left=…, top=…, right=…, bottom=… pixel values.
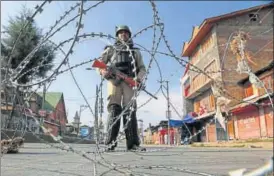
left=180, top=3, right=273, bottom=142
left=230, top=61, right=273, bottom=140
left=36, top=92, right=68, bottom=136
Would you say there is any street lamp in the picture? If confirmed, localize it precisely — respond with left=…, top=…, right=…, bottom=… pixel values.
left=86, top=68, right=95, bottom=71
left=79, top=104, right=89, bottom=117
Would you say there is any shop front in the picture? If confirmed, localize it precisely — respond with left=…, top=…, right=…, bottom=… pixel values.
left=232, top=105, right=261, bottom=140
left=158, top=128, right=177, bottom=145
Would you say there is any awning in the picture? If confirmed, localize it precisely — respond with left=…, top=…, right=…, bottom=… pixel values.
left=195, top=111, right=215, bottom=120
left=169, top=114, right=196, bottom=127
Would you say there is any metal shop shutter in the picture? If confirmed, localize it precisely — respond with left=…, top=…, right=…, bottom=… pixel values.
left=237, top=110, right=260, bottom=140
left=207, top=123, right=216, bottom=142
left=227, top=119, right=235, bottom=140
left=264, top=106, right=273, bottom=137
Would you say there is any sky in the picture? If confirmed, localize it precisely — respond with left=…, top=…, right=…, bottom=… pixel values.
left=1, top=1, right=269, bottom=129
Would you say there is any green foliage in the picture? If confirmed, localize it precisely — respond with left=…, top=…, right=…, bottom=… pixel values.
left=1, top=5, right=56, bottom=84
left=1, top=43, right=8, bottom=57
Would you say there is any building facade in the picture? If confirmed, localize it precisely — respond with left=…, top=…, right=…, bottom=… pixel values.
left=26, top=92, right=68, bottom=136
left=231, top=61, right=273, bottom=139
left=181, top=3, right=273, bottom=142
left=38, top=92, right=68, bottom=136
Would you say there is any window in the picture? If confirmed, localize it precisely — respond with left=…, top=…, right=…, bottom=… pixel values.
left=204, top=60, right=217, bottom=81
left=192, top=74, right=199, bottom=91
left=201, top=34, right=214, bottom=54
left=184, top=85, right=190, bottom=97
left=244, top=83, right=254, bottom=97
left=258, top=75, right=273, bottom=95
left=263, top=76, right=273, bottom=92
left=248, top=13, right=259, bottom=22
left=209, top=94, right=215, bottom=110
left=194, top=101, right=200, bottom=113
left=191, top=73, right=208, bottom=92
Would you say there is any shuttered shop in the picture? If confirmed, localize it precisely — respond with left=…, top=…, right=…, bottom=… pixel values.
left=207, top=123, right=216, bottom=142
left=236, top=110, right=260, bottom=140
left=264, top=106, right=273, bottom=137
left=227, top=119, right=235, bottom=140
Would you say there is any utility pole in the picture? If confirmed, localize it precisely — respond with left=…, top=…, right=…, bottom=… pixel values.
left=166, top=80, right=171, bottom=146
left=158, top=80, right=171, bottom=145
left=94, top=85, right=99, bottom=144
left=99, top=76, right=104, bottom=143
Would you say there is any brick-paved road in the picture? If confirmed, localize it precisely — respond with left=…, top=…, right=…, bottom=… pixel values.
left=1, top=143, right=272, bottom=176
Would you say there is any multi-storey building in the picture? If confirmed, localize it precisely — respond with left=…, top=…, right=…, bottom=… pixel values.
left=181, top=3, right=273, bottom=142
left=232, top=61, right=273, bottom=139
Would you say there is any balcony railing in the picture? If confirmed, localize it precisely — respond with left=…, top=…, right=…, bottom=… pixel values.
left=187, top=60, right=218, bottom=97
left=188, top=74, right=210, bottom=97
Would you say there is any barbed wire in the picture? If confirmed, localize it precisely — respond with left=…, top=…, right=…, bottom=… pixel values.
left=1, top=1, right=273, bottom=176
left=1, top=0, right=272, bottom=166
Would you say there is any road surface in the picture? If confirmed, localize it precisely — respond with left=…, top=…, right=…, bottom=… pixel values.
left=1, top=143, right=272, bottom=176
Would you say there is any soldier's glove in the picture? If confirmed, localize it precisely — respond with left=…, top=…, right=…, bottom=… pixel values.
left=101, top=69, right=114, bottom=80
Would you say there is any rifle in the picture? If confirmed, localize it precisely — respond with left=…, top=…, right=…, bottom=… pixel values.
left=92, top=59, right=158, bottom=100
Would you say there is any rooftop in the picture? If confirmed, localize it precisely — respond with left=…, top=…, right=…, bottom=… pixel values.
left=181, top=2, right=273, bottom=57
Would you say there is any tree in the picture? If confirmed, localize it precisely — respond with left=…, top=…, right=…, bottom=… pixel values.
left=1, top=6, right=56, bottom=84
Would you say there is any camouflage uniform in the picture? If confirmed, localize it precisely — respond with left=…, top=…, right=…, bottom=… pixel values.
left=97, top=25, right=146, bottom=150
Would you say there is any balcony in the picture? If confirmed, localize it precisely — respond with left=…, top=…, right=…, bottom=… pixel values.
left=186, top=75, right=213, bottom=99
left=185, top=59, right=218, bottom=99
left=193, top=93, right=216, bottom=115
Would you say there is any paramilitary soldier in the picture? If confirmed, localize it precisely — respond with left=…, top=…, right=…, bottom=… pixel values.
left=97, top=25, right=146, bottom=151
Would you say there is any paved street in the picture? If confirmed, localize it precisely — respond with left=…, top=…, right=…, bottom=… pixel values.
left=1, top=143, right=272, bottom=176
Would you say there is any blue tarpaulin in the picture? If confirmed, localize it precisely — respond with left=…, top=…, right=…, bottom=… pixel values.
left=80, top=127, right=89, bottom=137
left=184, top=113, right=196, bottom=123
left=169, top=114, right=196, bottom=127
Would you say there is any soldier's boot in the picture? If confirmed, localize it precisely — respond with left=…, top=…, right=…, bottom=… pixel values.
left=105, top=104, right=122, bottom=151
left=123, top=110, right=146, bottom=151
left=130, top=144, right=146, bottom=152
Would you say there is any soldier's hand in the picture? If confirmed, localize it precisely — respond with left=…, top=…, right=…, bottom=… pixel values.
left=100, top=69, right=113, bottom=80
left=137, top=81, right=145, bottom=91
left=100, top=69, right=109, bottom=77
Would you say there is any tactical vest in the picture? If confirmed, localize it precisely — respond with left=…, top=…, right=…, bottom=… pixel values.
left=110, top=44, right=139, bottom=77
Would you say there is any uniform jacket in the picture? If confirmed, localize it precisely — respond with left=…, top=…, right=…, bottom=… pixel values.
left=97, top=40, right=146, bottom=82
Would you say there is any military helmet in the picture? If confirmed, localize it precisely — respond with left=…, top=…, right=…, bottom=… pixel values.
left=115, top=25, right=131, bottom=37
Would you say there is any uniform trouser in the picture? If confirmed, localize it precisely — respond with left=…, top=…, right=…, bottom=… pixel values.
left=105, top=81, right=140, bottom=149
